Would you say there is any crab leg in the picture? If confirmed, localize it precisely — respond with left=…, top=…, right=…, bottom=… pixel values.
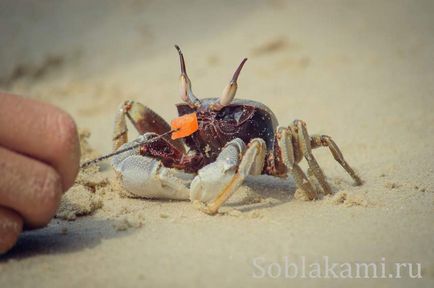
left=292, top=120, right=332, bottom=195
left=310, top=134, right=363, bottom=185
left=113, top=100, right=184, bottom=152
left=275, top=126, right=318, bottom=200
left=190, top=138, right=266, bottom=214
left=113, top=102, right=129, bottom=151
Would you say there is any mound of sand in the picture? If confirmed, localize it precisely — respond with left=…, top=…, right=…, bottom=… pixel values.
left=56, top=129, right=106, bottom=220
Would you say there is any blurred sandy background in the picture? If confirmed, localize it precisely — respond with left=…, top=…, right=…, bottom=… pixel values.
left=0, top=1, right=433, bottom=287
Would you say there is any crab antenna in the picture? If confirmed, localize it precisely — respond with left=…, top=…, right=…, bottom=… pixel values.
left=175, top=45, right=200, bottom=107
left=213, top=58, right=248, bottom=110
left=231, top=58, right=248, bottom=84
left=175, top=45, right=187, bottom=75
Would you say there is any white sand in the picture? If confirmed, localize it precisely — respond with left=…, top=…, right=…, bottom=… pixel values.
left=0, top=1, right=433, bottom=287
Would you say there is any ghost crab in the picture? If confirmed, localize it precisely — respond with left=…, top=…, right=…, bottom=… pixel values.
left=111, top=46, right=362, bottom=215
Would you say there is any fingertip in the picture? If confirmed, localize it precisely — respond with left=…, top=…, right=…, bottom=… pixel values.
left=0, top=94, right=81, bottom=191
left=0, top=148, right=64, bottom=230
left=50, top=110, right=81, bottom=191
left=0, top=207, right=23, bottom=254
left=25, top=165, right=63, bottom=229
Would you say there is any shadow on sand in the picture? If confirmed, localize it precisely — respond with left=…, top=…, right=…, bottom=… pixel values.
left=1, top=175, right=299, bottom=260
left=224, top=174, right=297, bottom=212
left=0, top=217, right=135, bottom=261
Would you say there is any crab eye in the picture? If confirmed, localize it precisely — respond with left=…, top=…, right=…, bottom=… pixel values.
left=216, top=109, right=230, bottom=120
left=233, top=109, right=244, bottom=123
left=216, top=106, right=255, bottom=126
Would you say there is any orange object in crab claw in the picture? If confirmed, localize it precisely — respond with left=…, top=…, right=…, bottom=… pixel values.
left=170, top=112, right=199, bottom=140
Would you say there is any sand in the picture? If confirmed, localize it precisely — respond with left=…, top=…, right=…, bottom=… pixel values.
left=0, top=1, right=433, bottom=287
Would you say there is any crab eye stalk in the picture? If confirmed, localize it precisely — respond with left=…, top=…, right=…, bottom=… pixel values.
left=175, top=45, right=201, bottom=107
left=212, top=58, right=248, bottom=111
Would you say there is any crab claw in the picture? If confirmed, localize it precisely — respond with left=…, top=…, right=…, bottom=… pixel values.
left=190, top=138, right=246, bottom=205
left=190, top=159, right=238, bottom=204
left=112, top=134, right=193, bottom=200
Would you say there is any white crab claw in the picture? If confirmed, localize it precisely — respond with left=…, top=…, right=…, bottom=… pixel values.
left=190, top=139, right=245, bottom=203
left=111, top=133, right=154, bottom=171
left=190, top=161, right=237, bottom=203
left=112, top=134, right=193, bottom=200
left=116, top=156, right=192, bottom=200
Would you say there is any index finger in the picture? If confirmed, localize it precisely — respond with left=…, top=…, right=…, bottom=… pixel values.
left=0, top=93, right=80, bottom=190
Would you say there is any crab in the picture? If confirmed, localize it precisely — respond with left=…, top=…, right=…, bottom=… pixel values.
left=111, top=45, right=362, bottom=215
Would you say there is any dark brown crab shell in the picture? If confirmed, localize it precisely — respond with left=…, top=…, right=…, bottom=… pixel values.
left=176, top=98, right=278, bottom=163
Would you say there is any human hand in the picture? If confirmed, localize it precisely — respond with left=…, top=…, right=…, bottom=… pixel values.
left=0, top=93, right=80, bottom=253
